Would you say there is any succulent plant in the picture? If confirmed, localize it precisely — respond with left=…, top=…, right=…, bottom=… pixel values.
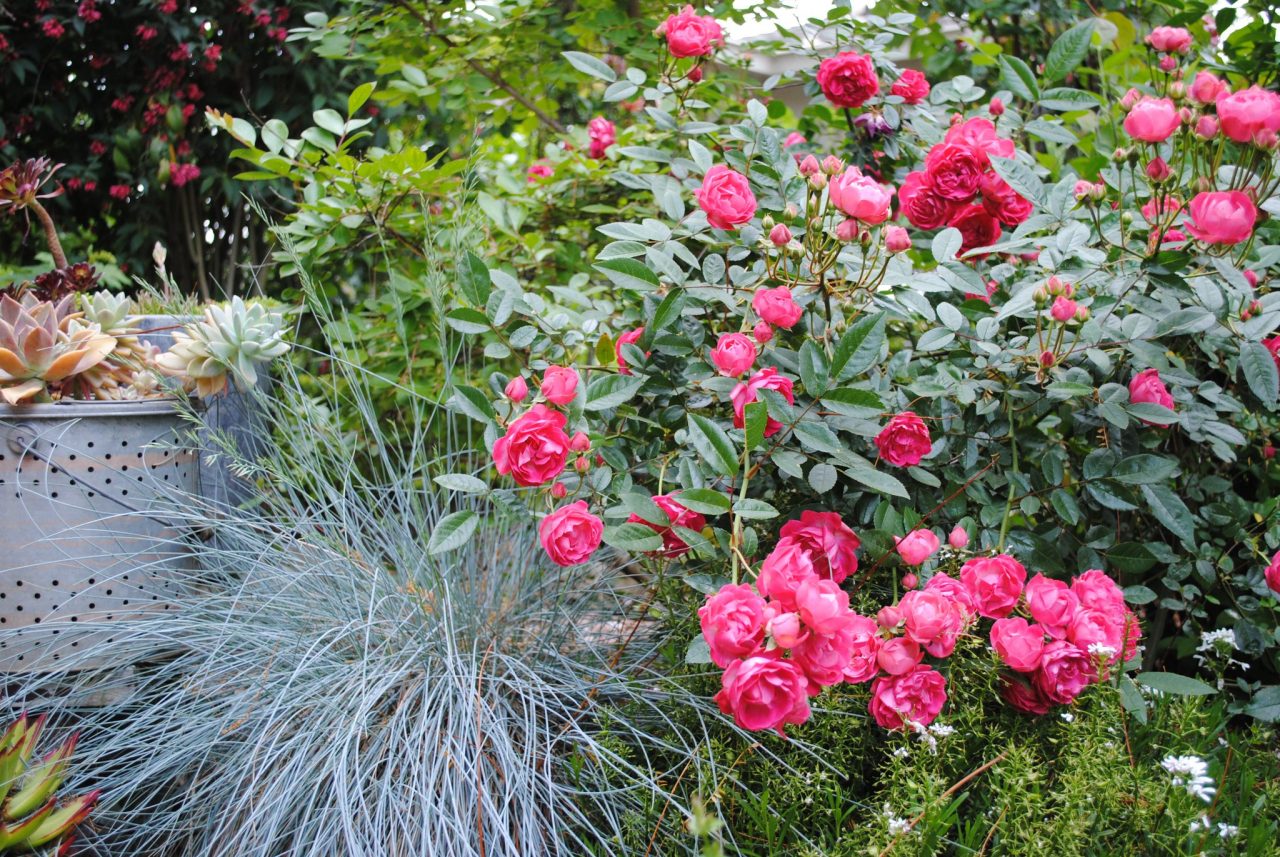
left=0, top=295, right=116, bottom=404
left=78, top=291, right=133, bottom=333
left=155, top=296, right=290, bottom=397
left=0, top=714, right=99, bottom=856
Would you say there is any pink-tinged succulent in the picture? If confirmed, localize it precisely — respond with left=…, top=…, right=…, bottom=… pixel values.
left=0, top=713, right=100, bottom=855
left=0, top=295, right=116, bottom=404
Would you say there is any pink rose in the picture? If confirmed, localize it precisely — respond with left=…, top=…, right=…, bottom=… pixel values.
left=1001, top=674, right=1052, bottom=715
left=757, top=537, right=819, bottom=612
left=504, top=375, right=529, bottom=403
left=895, top=529, right=940, bottom=566
left=1070, top=570, right=1126, bottom=615
left=1025, top=574, right=1079, bottom=639
left=540, top=366, right=579, bottom=405
left=924, top=143, right=985, bottom=201
left=783, top=131, right=807, bottom=147
left=874, top=411, right=932, bottom=467
left=835, top=218, right=860, bottom=242
left=587, top=116, right=616, bottom=159
left=884, top=225, right=911, bottom=253
left=615, top=326, right=648, bottom=375
left=869, top=664, right=947, bottom=729
left=876, top=636, right=924, bottom=676
left=661, top=5, right=723, bottom=58
left=493, top=404, right=571, bottom=486
left=1195, top=115, right=1219, bottom=140
left=792, top=615, right=858, bottom=688
left=1146, top=26, right=1193, bottom=54
left=1128, top=368, right=1175, bottom=426
left=943, top=118, right=1014, bottom=164
left=948, top=525, right=968, bottom=549
left=979, top=171, right=1033, bottom=226
left=890, top=69, right=930, bottom=104
left=924, top=571, right=977, bottom=616
left=1267, top=550, right=1280, bottom=595
left=898, top=171, right=958, bottom=230
left=710, top=332, right=756, bottom=377
left=752, top=286, right=803, bottom=329
left=899, top=588, right=963, bottom=656
left=628, top=493, right=707, bottom=558
left=815, top=51, right=880, bottom=108
left=1266, top=336, right=1280, bottom=370
left=877, top=605, right=903, bottom=630
left=697, top=165, right=757, bottom=230
left=539, top=501, right=604, bottom=567
left=990, top=617, right=1046, bottom=672
left=768, top=223, right=792, bottom=247
left=1033, top=640, right=1097, bottom=704
left=1123, top=97, right=1181, bottom=142
left=1067, top=606, right=1124, bottom=658
left=730, top=366, right=795, bottom=437
left=526, top=161, right=553, bottom=182
left=959, top=554, right=1027, bottom=618
left=1050, top=296, right=1078, bottom=322
left=1215, top=85, right=1280, bottom=143
left=844, top=614, right=882, bottom=683
left=1188, top=71, right=1228, bottom=105
left=768, top=611, right=807, bottom=648
left=828, top=168, right=894, bottom=224
left=949, top=204, right=1002, bottom=255
left=698, top=583, right=768, bottom=667
left=794, top=576, right=851, bottom=636
left=1184, top=190, right=1256, bottom=245
left=715, top=654, right=811, bottom=735
left=779, top=511, right=861, bottom=584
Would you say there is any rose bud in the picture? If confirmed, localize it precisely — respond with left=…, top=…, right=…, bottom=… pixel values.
left=1265, top=445, right=1276, bottom=460
left=1039, top=350, right=1055, bottom=367
left=688, top=65, right=703, bottom=83
left=989, top=96, right=1005, bottom=116
left=551, top=482, right=567, bottom=498
left=1244, top=270, right=1259, bottom=288
left=1195, top=115, right=1219, bottom=140
left=901, top=572, right=918, bottom=590
left=948, top=525, right=969, bottom=549
left=884, top=225, right=911, bottom=253
left=1158, top=55, right=1178, bottom=72
left=753, top=321, right=773, bottom=343
left=1169, top=81, right=1185, bottom=100
left=1146, top=157, right=1172, bottom=182
left=798, top=154, right=820, bottom=176
left=835, top=218, right=859, bottom=242
left=1075, top=305, right=1090, bottom=323
left=1120, top=88, right=1141, bottom=110
left=821, top=154, right=844, bottom=175
left=808, top=172, right=828, bottom=190
left=876, top=605, right=903, bottom=630
left=505, top=376, right=529, bottom=403
left=769, top=223, right=792, bottom=247
left=569, top=431, right=591, bottom=452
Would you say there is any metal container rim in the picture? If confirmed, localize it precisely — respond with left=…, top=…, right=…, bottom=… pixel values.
left=0, top=397, right=200, bottom=420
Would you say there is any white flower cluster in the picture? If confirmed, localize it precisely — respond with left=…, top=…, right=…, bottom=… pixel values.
left=905, top=720, right=955, bottom=754
left=1087, top=642, right=1118, bottom=659
left=1189, top=815, right=1238, bottom=839
left=1161, top=754, right=1217, bottom=803
left=882, top=803, right=912, bottom=836
left=1193, top=628, right=1250, bottom=682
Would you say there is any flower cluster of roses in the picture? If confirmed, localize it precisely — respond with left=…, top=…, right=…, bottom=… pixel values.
left=700, top=513, right=1141, bottom=736
left=898, top=118, right=1031, bottom=255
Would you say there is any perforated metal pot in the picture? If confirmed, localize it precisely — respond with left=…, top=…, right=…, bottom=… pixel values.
left=0, top=399, right=199, bottom=673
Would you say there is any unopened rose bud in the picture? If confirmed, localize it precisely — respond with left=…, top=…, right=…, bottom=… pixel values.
left=687, top=65, right=703, bottom=83
left=900, top=572, right=918, bottom=590
left=809, top=172, right=828, bottom=190
left=551, top=482, right=567, bottom=498
left=1120, top=211, right=1134, bottom=225
left=569, top=431, right=591, bottom=452
left=761, top=214, right=775, bottom=231
left=884, top=225, right=911, bottom=253
left=1146, top=157, right=1172, bottom=182
left=876, top=605, right=903, bottom=630
left=1265, top=444, right=1277, bottom=460
left=1039, top=350, right=1055, bottom=367
left=1074, top=305, right=1090, bottom=322
left=1050, top=296, right=1078, bottom=322
left=505, top=376, right=529, bottom=403
left=798, top=154, right=820, bottom=177
left=1179, top=106, right=1195, bottom=125
left=769, top=223, right=792, bottom=247
left=1255, top=129, right=1279, bottom=150
left=859, top=229, right=872, bottom=247
left=1169, top=81, right=1185, bottom=100
left=753, top=321, right=773, bottom=343
left=988, top=96, right=1005, bottom=116
left=1046, top=274, right=1064, bottom=296
left=1033, top=287, right=1048, bottom=304
left=1196, top=176, right=1213, bottom=193
left=784, top=203, right=798, bottom=219
left=1159, top=55, right=1178, bottom=72
left=821, top=154, right=844, bottom=175
left=1112, top=147, right=1129, bottom=162
left=1120, top=88, right=1141, bottom=110
left=832, top=218, right=856, bottom=242
left=574, top=457, right=590, bottom=473
left=1195, top=115, right=1219, bottom=140
left=948, top=525, right=968, bottom=549
left=1074, top=179, right=1094, bottom=201
left=1244, top=270, right=1259, bottom=288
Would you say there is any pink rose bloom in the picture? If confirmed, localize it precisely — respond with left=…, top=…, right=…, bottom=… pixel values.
left=697, top=165, right=757, bottom=230
left=1266, top=336, right=1280, bottom=370
left=1070, top=569, right=1126, bottom=616
left=895, top=529, right=940, bottom=566
left=715, top=654, right=811, bottom=735
left=1050, top=296, right=1078, bottom=322
left=1001, top=675, right=1052, bottom=715
left=1123, top=97, right=1181, bottom=142
left=526, top=161, right=553, bottom=182
left=752, top=286, right=803, bottom=329
left=828, top=168, right=894, bottom=224
left=780, top=511, right=861, bottom=584
left=757, top=536, right=819, bottom=612
left=792, top=615, right=858, bottom=688
left=661, top=5, right=723, bottom=58
left=949, top=204, right=1002, bottom=255
left=1033, top=640, right=1097, bottom=704
left=890, top=69, right=930, bottom=104
left=1195, top=115, right=1220, bottom=140
left=884, top=225, right=911, bottom=253
left=943, top=118, right=1015, bottom=164
left=979, top=171, right=1033, bottom=226
left=540, top=366, right=579, bottom=405
left=959, top=554, right=1027, bottom=619
left=615, top=326, right=647, bottom=375
left=1189, top=71, right=1228, bottom=104
left=1128, top=368, right=1175, bottom=426
left=990, top=617, right=1046, bottom=672
left=877, top=605, right=903, bottom=630
left=1141, top=194, right=1182, bottom=224
left=899, top=588, right=963, bottom=653
left=1264, top=550, right=1280, bottom=594
left=1067, top=606, right=1124, bottom=658
left=493, top=404, right=571, bottom=486
left=1215, top=85, right=1280, bottom=143
left=768, top=611, right=807, bottom=648
left=924, top=571, right=978, bottom=616
left=948, top=525, right=968, bottom=549
left=587, top=116, right=616, bottom=159
left=794, top=576, right=851, bottom=636
left=1025, top=574, right=1079, bottom=639
left=844, top=614, right=882, bottom=683
left=628, top=493, right=707, bottom=558
left=768, top=222, right=792, bottom=247
left=504, top=376, right=529, bottom=403
left=874, top=411, right=932, bottom=467
left=731, top=366, right=795, bottom=437
left=876, top=636, right=924, bottom=676
left=710, top=332, right=756, bottom=377
left=1146, top=26, right=1193, bottom=54
left=783, top=131, right=807, bottom=147
left=898, top=171, right=959, bottom=230
left=924, top=143, right=985, bottom=201
left=869, top=664, right=947, bottom=729
left=539, top=501, right=604, bottom=567
left=1184, top=190, right=1256, bottom=245
left=698, top=583, right=769, bottom=667
left=815, top=51, right=880, bottom=108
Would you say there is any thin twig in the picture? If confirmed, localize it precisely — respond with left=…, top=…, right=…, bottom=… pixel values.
left=877, top=751, right=1008, bottom=857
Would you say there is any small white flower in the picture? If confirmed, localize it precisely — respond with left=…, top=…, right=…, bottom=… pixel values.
left=1198, top=629, right=1236, bottom=652
left=1189, top=815, right=1212, bottom=833
left=1217, top=823, right=1239, bottom=840
left=1061, top=711, right=1075, bottom=722
left=892, top=746, right=910, bottom=759
left=1161, top=755, right=1216, bottom=803
left=1088, top=642, right=1118, bottom=659
left=929, top=723, right=955, bottom=739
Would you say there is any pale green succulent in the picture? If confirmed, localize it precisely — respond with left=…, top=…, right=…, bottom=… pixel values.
left=78, top=291, right=135, bottom=334
left=155, top=297, right=290, bottom=397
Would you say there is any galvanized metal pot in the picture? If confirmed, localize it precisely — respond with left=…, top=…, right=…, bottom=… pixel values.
left=0, top=399, right=199, bottom=673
